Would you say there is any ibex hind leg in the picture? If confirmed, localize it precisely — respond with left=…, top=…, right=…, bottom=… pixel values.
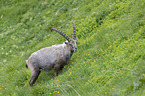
left=29, top=68, right=41, bottom=86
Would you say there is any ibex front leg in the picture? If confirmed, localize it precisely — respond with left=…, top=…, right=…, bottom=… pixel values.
left=54, top=64, right=61, bottom=76
left=54, top=53, right=65, bottom=76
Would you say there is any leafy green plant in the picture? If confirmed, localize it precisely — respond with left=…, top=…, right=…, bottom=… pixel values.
left=0, top=0, right=145, bottom=95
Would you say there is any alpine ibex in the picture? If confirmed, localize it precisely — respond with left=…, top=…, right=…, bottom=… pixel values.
left=26, top=22, right=78, bottom=86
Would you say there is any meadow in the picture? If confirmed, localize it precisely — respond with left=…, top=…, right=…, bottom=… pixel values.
left=0, top=0, right=145, bottom=95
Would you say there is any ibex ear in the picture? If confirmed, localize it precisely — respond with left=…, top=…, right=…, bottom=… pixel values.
left=64, top=41, right=68, bottom=45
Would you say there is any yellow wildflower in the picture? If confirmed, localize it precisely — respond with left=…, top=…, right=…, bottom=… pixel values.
left=53, top=91, right=57, bottom=93
left=3, top=59, right=6, bottom=63
left=6, top=53, right=8, bottom=55
left=69, top=72, right=72, bottom=76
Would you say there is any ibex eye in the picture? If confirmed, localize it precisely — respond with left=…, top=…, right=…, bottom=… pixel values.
left=70, top=44, right=73, bottom=47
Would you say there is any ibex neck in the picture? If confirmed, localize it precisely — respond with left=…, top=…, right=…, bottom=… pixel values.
left=64, top=44, right=74, bottom=56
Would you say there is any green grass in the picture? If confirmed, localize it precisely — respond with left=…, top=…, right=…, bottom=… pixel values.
left=0, top=0, right=145, bottom=95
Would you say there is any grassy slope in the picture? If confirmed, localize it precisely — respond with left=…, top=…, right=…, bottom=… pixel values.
left=0, top=0, right=145, bottom=95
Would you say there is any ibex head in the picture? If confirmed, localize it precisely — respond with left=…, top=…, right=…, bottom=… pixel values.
left=51, top=22, right=78, bottom=52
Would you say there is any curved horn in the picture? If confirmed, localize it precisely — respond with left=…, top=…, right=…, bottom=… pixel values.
left=73, top=22, right=76, bottom=39
left=51, top=28, right=71, bottom=42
